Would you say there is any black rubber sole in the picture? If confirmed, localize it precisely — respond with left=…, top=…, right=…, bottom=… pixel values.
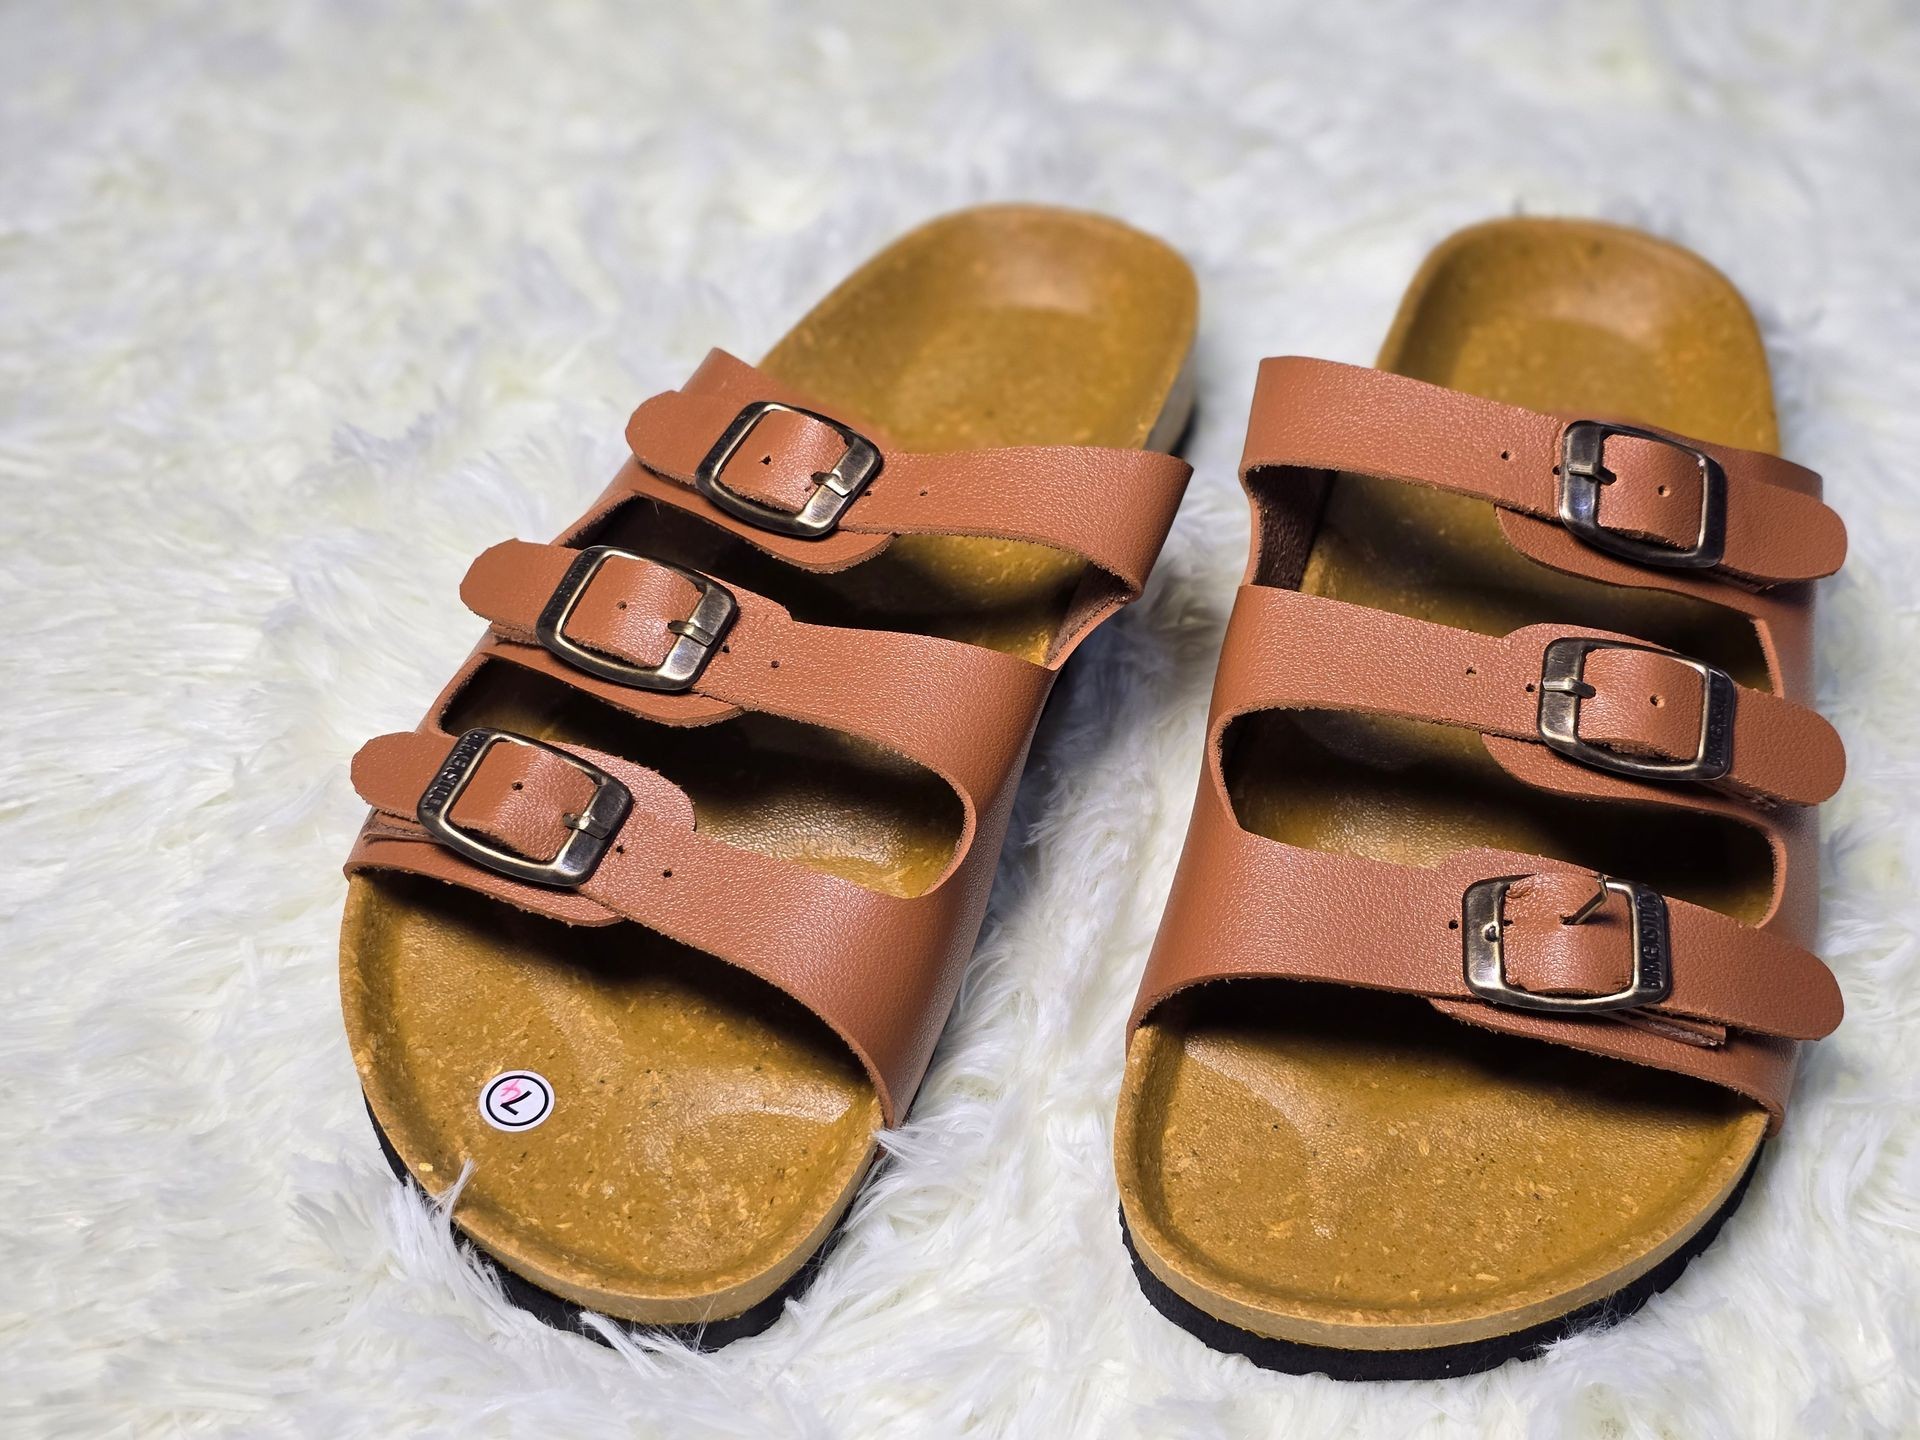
left=1120, top=1147, right=1761, bottom=1381
left=368, top=1102, right=846, bottom=1349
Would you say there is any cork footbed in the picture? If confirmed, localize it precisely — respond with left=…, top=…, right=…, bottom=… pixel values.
left=342, top=206, right=1196, bottom=1326
left=1117, top=219, right=1779, bottom=1356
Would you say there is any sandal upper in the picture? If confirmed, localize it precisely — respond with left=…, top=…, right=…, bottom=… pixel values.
left=346, top=355, right=1191, bottom=1124
left=1131, top=357, right=1846, bottom=1131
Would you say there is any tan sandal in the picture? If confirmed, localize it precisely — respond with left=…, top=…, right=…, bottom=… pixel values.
left=341, top=205, right=1195, bottom=1342
left=1115, top=218, right=1846, bottom=1379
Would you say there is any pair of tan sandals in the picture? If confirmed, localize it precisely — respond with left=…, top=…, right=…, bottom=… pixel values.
left=340, top=206, right=1847, bottom=1380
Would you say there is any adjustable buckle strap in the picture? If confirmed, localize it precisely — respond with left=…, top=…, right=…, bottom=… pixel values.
left=1455, top=867, right=1837, bottom=1041
left=346, top=725, right=983, bottom=1127
left=1240, top=358, right=1845, bottom=587
left=414, top=728, right=632, bottom=888
left=622, top=351, right=1192, bottom=600
left=1129, top=789, right=1840, bottom=1136
left=693, top=401, right=883, bottom=538
left=1462, top=873, right=1671, bottom=1015
left=1128, top=797, right=1841, bottom=1048
left=1210, top=587, right=1844, bottom=806
left=1536, top=638, right=1736, bottom=784
left=1559, top=422, right=1727, bottom=570
left=461, top=538, right=1053, bottom=807
left=535, top=546, right=737, bottom=692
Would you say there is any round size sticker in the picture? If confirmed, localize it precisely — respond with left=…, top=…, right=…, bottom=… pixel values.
left=478, top=1071, right=553, bottom=1132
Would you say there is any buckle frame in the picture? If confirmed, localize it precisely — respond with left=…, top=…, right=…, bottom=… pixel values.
left=1536, top=637, right=1736, bottom=783
left=1462, top=874, right=1673, bottom=1015
left=416, top=727, right=632, bottom=888
left=693, top=401, right=882, bottom=538
left=534, top=546, right=736, bottom=693
left=1558, top=421, right=1726, bottom=570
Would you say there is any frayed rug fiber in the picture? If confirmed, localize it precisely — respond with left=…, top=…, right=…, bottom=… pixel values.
left=4, top=3, right=1917, bottom=1437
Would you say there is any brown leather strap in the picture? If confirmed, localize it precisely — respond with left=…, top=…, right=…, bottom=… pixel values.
left=1242, top=358, right=1846, bottom=588
left=623, top=350, right=1192, bottom=597
left=347, top=334, right=1193, bottom=1128
left=1216, top=586, right=1844, bottom=806
left=1132, top=825, right=1840, bottom=1040
left=459, top=539, right=1053, bottom=818
left=1129, top=782, right=1840, bottom=1125
left=1134, top=353, right=1848, bottom=1130
left=349, top=728, right=979, bottom=1125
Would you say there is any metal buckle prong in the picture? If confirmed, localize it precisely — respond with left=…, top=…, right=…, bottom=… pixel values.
left=666, top=616, right=718, bottom=648
left=562, top=808, right=617, bottom=840
left=1462, top=874, right=1673, bottom=1015
left=535, top=546, right=736, bottom=694
left=1560, top=875, right=1614, bottom=926
left=1536, top=637, right=1735, bottom=783
left=693, top=401, right=882, bottom=538
left=1537, top=674, right=1596, bottom=700
left=416, top=728, right=632, bottom=888
left=1558, top=420, right=1726, bottom=570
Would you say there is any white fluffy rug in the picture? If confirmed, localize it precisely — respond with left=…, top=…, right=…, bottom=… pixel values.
left=5, top=2, right=1917, bottom=1435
